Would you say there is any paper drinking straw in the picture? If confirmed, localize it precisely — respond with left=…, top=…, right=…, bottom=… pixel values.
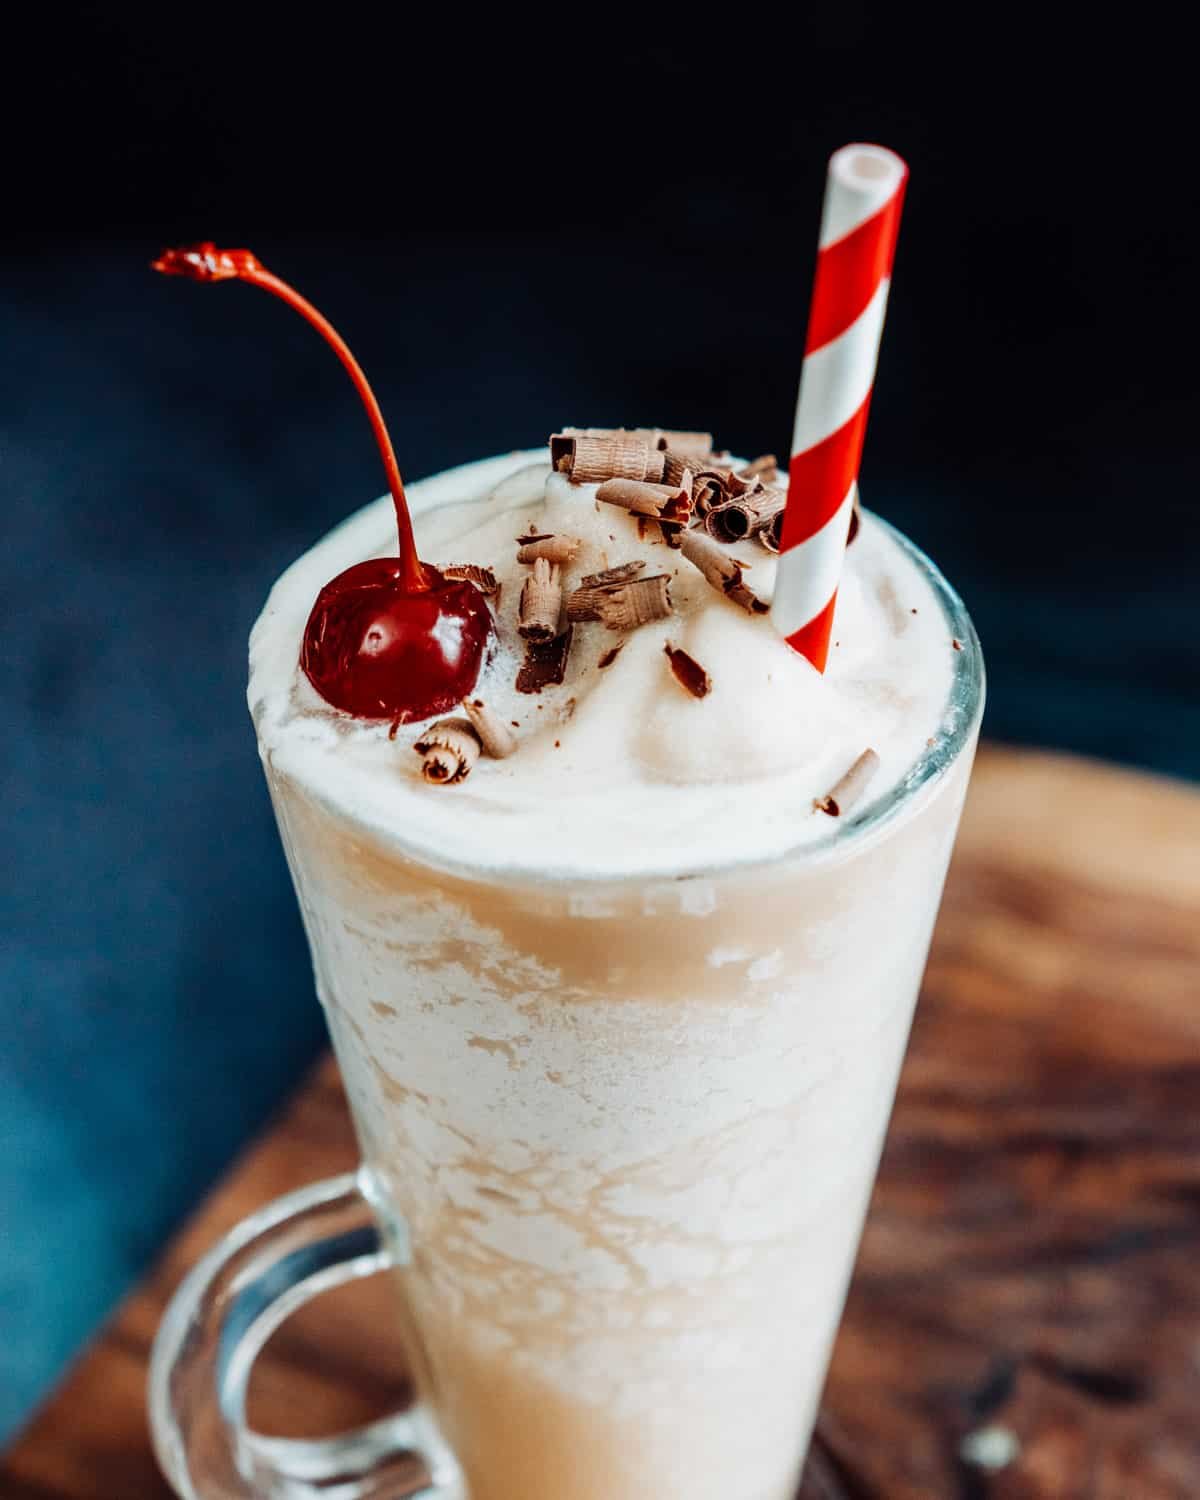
left=771, top=144, right=908, bottom=670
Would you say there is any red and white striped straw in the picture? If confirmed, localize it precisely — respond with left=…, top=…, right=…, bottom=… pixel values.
left=771, top=143, right=909, bottom=670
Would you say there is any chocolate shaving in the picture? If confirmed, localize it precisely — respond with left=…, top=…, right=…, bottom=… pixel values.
left=678, top=529, right=769, bottom=614
left=568, top=573, right=671, bottom=628
left=599, top=575, right=672, bottom=629
left=704, top=501, right=746, bottom=543
left=720, top=469, right=758, bottom=499
left=566, top=587, right=608, bottom=622
left=461, top=697, right=517, bottom=759
left=691, top=473, right=728, bottom=516
left=516, top=532, right=581, bottom=565
left=661, top=447, right=714, bottom=488
left=654, top=430, right=713, bottom=454
left=664, top=643, right=712, bottom=698
left=706, top=485, right=786, bottom=544
left=668, top=477, right=694, bottom=528
left=560, top=425, right=660, bottom=443
left=413, top=718, right=481, bottom=785
left=597, top=477, right=693, bottom=543
left=518, top=557, right=563, bottom=641
left=737, top=454, right=779, bottom=484
left=516, top=627, right=574, bottom=694
left=596, top=477, right=692, bottom=528
left=567, top=427, right=715, bottom=456
left=596, top=642, right=624, bottom=669
left=550, top=432, right=665, bottom=484
left=691, top=492, right=717, bottom=520
left=814, top=749, right=880, bottom=817
left=579, top=559, right=646, bottom=588
left=441, top=563, right=500, bottom=595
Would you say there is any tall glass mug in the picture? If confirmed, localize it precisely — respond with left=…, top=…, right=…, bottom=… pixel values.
left=149, top=488, right=983, bottom=1500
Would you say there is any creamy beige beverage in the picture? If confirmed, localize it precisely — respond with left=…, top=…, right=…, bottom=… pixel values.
left=250, top=449, right=980, bottom=1500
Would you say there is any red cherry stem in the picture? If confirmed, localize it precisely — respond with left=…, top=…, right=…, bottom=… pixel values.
left=245, top=266, right=429, bottom=594
left=155, top=246, right=429, bottom=594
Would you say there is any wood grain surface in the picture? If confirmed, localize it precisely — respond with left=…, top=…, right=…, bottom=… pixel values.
left=3, top=746, right=1199, bottom=1500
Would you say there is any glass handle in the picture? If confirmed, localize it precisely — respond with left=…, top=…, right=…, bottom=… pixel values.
left=148, top=1172, right=463, bottom=1499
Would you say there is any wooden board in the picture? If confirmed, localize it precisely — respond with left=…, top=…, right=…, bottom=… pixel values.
left=4, top=746, right=1200, bottom=1499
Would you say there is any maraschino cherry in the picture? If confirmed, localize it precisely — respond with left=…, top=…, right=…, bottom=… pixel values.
left=153, top=243, right=492, bottom=722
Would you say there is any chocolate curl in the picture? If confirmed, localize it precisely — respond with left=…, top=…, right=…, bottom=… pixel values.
left=678, top=529, right=768, bottom=615
left=596, top=575, right=672, bottom=630
left=814, top=749, right=881, bottom=817
left=654, top=430, right=713, bottom=454
left=461, top=697, right=517, bottom=759
left=516, top=533, right=581, bottom=565
left=706, top=485, right=787, bottom=544
left=440, top=563, right=500, bottom=595
left=760, top=512, right=783, bottom=553
left=413, top=719, right=481, bottom=784
left=518, top=558, right=562, bottom=641
left=737, top=454, right=778, bottom=484
left=550, top=433, right=665, bottom=484
left=569, top=574, right=672, bottom=628
left=692, top=475, right=728, bottom=516
left=720, top=470, right=758, bottom=499
left=566, top=585, right=610, bottom=622
left=661, top=447, right=714, bottom=487
left=596, top=478, right=692, bottom=525
left=516, top=627, right=574, bottom=694
left=561, top=426, right=660, bottom=442
left=664, top=643, right=712, bottom=698
left=685, top=459, right=740, bottom=515
left=597, top=642, right=624, bottom=669
left=579, top=560, right=646, bottom=588
left=664, top=472, right=695, bottom=536
left=661, top=449, right=691, bottom=488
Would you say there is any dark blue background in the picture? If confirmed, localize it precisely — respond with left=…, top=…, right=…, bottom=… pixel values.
left=2, top=9, right=1195, bottom=1441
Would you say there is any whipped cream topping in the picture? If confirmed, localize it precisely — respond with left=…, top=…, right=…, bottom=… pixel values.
left=249, top=450, right=958, bottom=879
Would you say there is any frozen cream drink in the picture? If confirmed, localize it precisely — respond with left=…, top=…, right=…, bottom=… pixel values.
left=248, top=445, right=981, bottom=1500
left=151, top=156, right=980, bottom=1498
